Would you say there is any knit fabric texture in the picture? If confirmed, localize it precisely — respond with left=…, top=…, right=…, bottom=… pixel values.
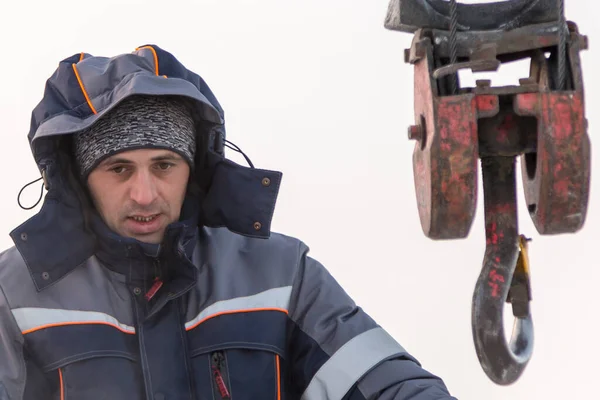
left=73, top=95, right=196, bottom=178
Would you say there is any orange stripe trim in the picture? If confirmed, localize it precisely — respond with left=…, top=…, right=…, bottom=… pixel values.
left=185, top=307, right=288, bottom=331
left=276, top=355, right=281, bottom=400
left=136, top=45, right=159, bottom=75
left=78, top=52, right=85, bottom=62
left=72, top=63, right=97, bottom=114
left=59, top=368, right=65, bottom=400
left=22, top=321, right=135, bottom=335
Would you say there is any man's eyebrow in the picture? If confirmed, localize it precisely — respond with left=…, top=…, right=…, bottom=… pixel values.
left=151, top=154, right=183, bottom=162
left=99, top=157, right=133, bottom=167
left=98, top=153, right=184, bottom=167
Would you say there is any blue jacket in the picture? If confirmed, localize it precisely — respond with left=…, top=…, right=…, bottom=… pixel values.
left=0, top=45, right=457, bottom=400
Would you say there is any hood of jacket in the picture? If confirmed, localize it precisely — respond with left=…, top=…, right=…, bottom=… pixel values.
left=9, top=44, right=283, bottom=291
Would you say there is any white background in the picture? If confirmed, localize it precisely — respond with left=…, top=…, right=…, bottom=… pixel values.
left=0, top=1, right=597, bottom=399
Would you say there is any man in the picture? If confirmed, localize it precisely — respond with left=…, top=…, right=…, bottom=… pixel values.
left=0, top=45, right=457, bottom=399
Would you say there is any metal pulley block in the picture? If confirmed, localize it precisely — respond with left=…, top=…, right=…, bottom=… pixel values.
left=405, top=31, right=499, bottom=239
left=394, top=2, right=589, bottom=239
left=516, top=42, right=591, bottom=234
left=384, top=0, right=590, bottom=386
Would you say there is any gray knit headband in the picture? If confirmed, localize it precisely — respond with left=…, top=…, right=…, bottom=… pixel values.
left=74, top=96, right=196, bottom=178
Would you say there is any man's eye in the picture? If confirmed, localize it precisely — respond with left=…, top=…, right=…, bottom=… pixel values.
left=111, top=166, right=127, bottom=174
left=157, top=162, right=174, bottom=171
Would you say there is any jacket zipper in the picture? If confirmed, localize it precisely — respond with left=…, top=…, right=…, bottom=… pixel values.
left=211, top=351, right=231, bottom=399
left=145, top=259, right=163, bottom=301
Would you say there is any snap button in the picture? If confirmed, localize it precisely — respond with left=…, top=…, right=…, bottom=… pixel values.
left=41, top=272, right=50, bottom=280
left=253, top=222, right=262, bottom=230
left=133, top=287, right=142, bottom=295
left=20, top=233, right=27, bottom=241
left=262, top=177, right=271, bottom=186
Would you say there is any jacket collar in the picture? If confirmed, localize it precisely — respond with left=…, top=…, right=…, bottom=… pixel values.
left=90, top=196, right=200, bottom=285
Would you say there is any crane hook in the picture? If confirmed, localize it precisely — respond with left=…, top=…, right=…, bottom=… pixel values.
left=472, top=156, right=534, bottom=385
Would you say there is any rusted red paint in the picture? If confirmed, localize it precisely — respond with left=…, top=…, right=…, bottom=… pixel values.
left=485, top=221, right=507, bottom=246
left=517, top=91, right=590, bottom=234
left=488, top=269, right=506, bottom=298
left=476, top=95, right=499, bottom=114
left=410, top=56, right=479, bottom=239
left=514, top=92, right=538, bottom=115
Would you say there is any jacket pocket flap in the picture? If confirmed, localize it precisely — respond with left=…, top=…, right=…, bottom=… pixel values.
left=23, top=323, right=137, bottom=371
left=186, top=309, right=287, bottom=358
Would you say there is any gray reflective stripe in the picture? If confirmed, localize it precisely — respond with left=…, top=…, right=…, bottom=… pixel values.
left=301, top=327, right=405, bottom=400
left=185, top=286, right=292, bottom=330
left=11, top=307, right=135, bottom=334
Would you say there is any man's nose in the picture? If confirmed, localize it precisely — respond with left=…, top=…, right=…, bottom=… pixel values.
left=129, top=171, right=157, bottom=206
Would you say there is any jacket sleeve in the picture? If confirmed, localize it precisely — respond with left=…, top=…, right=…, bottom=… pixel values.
left=0, top=283, right=25, bottom=400
left=286, top=243, right=457, bottom=400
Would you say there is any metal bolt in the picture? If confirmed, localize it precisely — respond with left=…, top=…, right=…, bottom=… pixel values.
left=407, top=125, right=423, bottom=141
left=253, top=222, right=262, bottom=231
left=262, top=177, right=271, bottom=187
left=582, top=35, right=589, bottom=50
left=519, top=78, right=535, bottom=86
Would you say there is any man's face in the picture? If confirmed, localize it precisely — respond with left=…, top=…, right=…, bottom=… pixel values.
left=86, top=148, right=191, bottom=244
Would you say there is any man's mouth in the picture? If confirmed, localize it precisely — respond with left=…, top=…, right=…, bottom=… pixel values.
left=129, top=214, right=159, bottom=223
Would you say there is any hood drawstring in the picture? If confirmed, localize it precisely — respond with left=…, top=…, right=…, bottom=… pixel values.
left=224, top=139, right=254, bottom=169
left=17, top=176, right=45, bottom=210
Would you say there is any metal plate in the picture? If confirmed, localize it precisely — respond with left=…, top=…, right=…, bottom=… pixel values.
left=410, top=51, right=498, bottom=239
left=515, top=45, right=590, bottom=234
left=516, top=91, right=590, bottom=234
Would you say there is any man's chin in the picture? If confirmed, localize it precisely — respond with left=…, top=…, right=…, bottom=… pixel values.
left=128, top=231, right=164, bottom=245
left=118, top=227, right=165, bottom=245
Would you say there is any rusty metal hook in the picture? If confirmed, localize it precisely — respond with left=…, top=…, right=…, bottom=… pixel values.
left=472, top=156, right=534, bottom=385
